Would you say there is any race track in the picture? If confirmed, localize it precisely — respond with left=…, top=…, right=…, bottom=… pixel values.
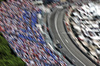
left=49, top=8, right=95, bottom=66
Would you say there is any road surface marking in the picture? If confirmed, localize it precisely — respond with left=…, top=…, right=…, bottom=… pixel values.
left=56, top=40, right=60, bottom=43
left=65, top=39, right=69, bottom=43
left=55, top=10, right=86, bottom=66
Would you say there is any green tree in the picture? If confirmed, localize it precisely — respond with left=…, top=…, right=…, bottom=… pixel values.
left=0, top=35, right=26, bottom=66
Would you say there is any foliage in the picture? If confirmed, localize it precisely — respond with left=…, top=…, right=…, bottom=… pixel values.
left=0, top=0, right=26, bottom=65
left=0, top=35, right=26, bottom=66
left=0, top=0, right=3, bottom=2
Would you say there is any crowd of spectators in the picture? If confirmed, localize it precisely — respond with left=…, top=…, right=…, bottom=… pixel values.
left=70, top=2, right=100, bottom=61
left=0, top=0, right=67, bottom=66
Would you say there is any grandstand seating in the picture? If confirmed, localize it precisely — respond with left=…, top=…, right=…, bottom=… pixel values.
left=0, top=0, right=67, bottom=66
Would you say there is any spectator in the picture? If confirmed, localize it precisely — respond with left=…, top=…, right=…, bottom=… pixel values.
left=0, top=0, right=67, bottom=66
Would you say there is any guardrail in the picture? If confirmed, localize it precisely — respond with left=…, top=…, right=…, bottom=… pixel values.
left=46, top=13, right=54, bottom=41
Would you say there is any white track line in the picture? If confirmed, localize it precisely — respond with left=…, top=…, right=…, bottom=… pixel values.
left=55, top=10, right=86, bottom=66
left=56, top=39, right=60, bottom=43
left=65, top=39, right=69, bottom=43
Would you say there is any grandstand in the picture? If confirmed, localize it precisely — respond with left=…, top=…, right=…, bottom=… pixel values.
left=0, top=0, right=68, bottom=65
